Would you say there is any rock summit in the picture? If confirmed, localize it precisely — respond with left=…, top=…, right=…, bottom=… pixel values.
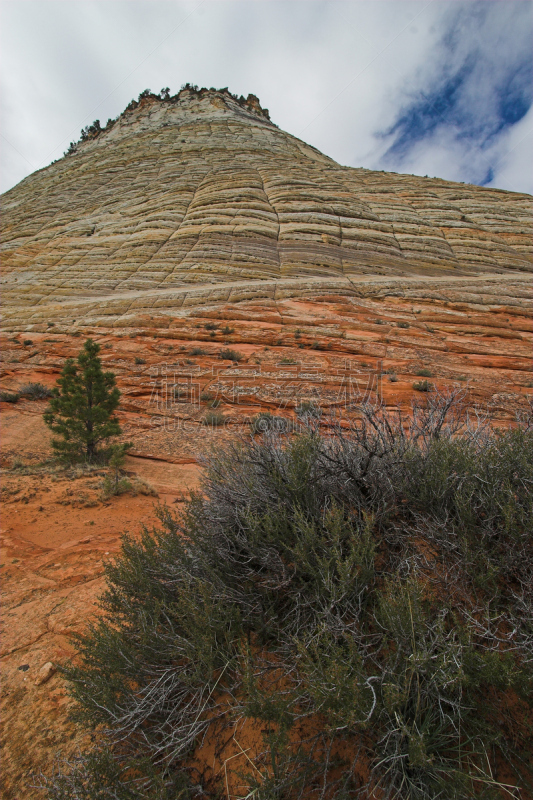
left=1, top=86, right=531, bottom=332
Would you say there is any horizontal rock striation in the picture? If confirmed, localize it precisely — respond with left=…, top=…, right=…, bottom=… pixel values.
left=1, top=88, right=532, bottom=330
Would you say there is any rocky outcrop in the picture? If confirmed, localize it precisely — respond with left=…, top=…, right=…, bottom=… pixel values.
left=1, top=89, right=531, bottom=331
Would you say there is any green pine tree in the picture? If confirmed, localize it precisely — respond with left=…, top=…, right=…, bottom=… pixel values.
left=43, top=339, right=121, bottom=462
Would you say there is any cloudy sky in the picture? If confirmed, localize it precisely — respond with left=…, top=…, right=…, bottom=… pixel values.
left=1, top=0, right=531, bottom=195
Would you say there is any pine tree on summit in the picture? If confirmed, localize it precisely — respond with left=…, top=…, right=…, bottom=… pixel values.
left=44, top=339, right=121, bottom=462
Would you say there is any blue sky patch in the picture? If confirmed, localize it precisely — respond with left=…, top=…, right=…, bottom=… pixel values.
left=379, top=2, right=533, bottom=185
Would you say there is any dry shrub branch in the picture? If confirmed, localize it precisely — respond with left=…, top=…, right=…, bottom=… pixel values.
left=42, top=391, right=533, bottom=800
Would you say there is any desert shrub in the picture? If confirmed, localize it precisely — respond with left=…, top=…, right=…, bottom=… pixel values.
left=0, top=390, right=19, bottom=403
left=101, top=474, right=132, bottom=499
left=416, top=368, right=433, bottom=377
left=134, top=357, right=146, bottom=365
left=221, top=326, right=234, bottom=335
left=202, top=410, right=225, bottom=426
left=44, top=393, right=533, bottom=799
left=101, top=445, right=133, bottom=499
left=23, top=339, right=33, bottom=346
left=219, top=348, right=242, bottom=362
left=413, top=379, right=433, bottom=392
left=130, top=479, right=158, bottom=497
left=18, top=382, right=53, bottom=400
left=204, top=322, right=218, bottom=331
left=279, top=357, right=297, bottom=365
left=401, top=425, right=533, bottom=594
left=190, top=347, right=207, bottom=356
left=295, top=400, right=322, bottom=418
left=199, top=390, right=221, bottom=407
left=40, top=746, right=186, bottom=800
left=99, top=444, right=155, bottom=500
left=364, top=578, right=520, bottom=799
left=397, top=321, right=410, bottom=328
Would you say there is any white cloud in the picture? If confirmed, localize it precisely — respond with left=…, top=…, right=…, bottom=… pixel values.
left=0, top=1, right=530, bottom=194
left=487, top=105, right=533, bottom=194
left=365, top=1, right=533, bottom=191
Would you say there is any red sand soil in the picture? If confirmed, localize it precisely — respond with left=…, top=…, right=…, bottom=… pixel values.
left=1, top=293, right=532, bottom=798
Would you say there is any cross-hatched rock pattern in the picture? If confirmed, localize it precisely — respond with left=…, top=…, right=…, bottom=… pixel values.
left=2, top=88, right=532, bottom=330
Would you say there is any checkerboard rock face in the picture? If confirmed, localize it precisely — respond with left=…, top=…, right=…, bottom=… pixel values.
left=1, top=88, right=532, bottom=331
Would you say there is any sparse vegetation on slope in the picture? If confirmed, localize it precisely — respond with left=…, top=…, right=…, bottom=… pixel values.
left=219, top=348, right=243, bottom=362
left=0, top=390, right=20, bottom=402
left=63, top=85, right=273, bottom=155
left=413, top=379, right=434, bottom=392
left=43, top=392, right=533, bottom=799
left=19, top=382, right=53, bottom=400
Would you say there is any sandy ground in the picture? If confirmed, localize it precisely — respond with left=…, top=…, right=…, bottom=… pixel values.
left=0, top=408, right=202, bottom=798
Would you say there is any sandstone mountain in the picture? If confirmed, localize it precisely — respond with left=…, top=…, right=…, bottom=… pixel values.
left=1, top=86, right=532, bottom=332
left=1, top=89, right=533, bottom=799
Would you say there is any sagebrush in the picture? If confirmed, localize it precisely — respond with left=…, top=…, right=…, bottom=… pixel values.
left=44, top=392, right=533, bottom=799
